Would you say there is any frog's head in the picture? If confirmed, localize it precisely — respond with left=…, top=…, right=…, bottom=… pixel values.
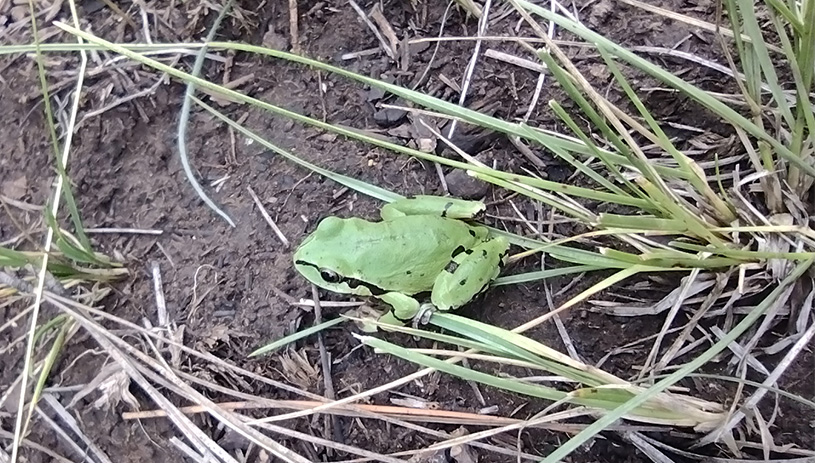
left=293, top=217, right=375, bottom=296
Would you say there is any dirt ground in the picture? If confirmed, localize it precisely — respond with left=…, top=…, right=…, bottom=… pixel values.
left=1, top=0, right=813, bottom=462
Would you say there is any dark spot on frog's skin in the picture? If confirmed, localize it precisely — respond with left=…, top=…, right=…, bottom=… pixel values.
left=481, top=249, right=488, bottom=257
left=451, top=245, right=466, bottom=258
left=441, top=201, right=454, bottom=217
left=406, top=270, right=412, bottom=275
left=459, top=279, right=467, bottom=286
left=468, top=229, right=476, bottom=237
left=444, top=261, right=459, bottom=273
left=465, top=249, right=473, bottom=255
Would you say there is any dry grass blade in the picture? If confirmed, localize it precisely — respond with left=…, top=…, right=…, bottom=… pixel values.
left=638, top=268, right=703, bottom=382
left=20, top=287, right=519, bottom=461
left=40, top=394, right=113, bottom=463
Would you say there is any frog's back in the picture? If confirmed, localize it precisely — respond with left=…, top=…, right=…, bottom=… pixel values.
left=302, top=215, right=482, bottom=295
left=354, top=215, right=481, bottom=293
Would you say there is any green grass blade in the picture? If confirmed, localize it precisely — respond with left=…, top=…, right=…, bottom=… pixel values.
left=670, top=241, right=815, bottom=262
left=777, top=3, right=815, bottom=166
left=33, top=315, right=69, bottom=344
left=26, top=321, right=69, bottom=429
left=484, top=228, right=634, bottom=270
left=360, top=320, right=509, bottom=354
left=635, top=178, right=725, bottom=245
left=535, top=50, right=634, bottom=164
left=58, top=23, right=650, bottom=211
left=361, top=335, right=699, bottom=421
left=601, top=247, right=741, bottom=268
left=430, top=314, right=611, bottom=386
left=249, top=317, right=346, bottom=357
left=27, top=14, right=91, bottom=252
left=361, top=335, right=570, bottom=401
left=0, top=247, right=31, bottom=268
left=543, top=103, right=638, bottom=198
left=736, top=0, right=795, bottom=128
left=492, top=265, right=601, bottom=286
left=765, top=0, right=805, bottom=32
left=547, top=100, right=651, bottom=204
left=597, top=214, right=688, bottom=232
left=595, top=46, right=736, bottom=223
left=50, top=25, right=698, bottom=213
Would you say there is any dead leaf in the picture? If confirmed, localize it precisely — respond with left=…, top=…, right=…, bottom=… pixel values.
left=279, top=349, right=319, bottom=390
left=69, top=363, right=139, bottom=411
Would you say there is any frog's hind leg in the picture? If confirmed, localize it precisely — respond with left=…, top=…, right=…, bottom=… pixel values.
left=380, top=196, right=486, bottom=220
left=431, top=237, right=509, bottom=312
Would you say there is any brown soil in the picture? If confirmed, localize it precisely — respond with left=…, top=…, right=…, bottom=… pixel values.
left=1, top=1, right=812, bottom=462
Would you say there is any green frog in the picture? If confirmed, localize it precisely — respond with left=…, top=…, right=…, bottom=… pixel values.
left=293, top=196, right=508, bottom=327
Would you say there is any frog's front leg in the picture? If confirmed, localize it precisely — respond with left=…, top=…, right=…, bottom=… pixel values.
left=380, top=195, right=486, bottom=220
left=374, top=292, right=422, bottom=327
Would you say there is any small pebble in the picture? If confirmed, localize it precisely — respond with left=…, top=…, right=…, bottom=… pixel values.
left=10, top=5, right=27, bottom=22
left=373, top=107, right=407, bottom=127
left=445, top=169, right=489, bottom=199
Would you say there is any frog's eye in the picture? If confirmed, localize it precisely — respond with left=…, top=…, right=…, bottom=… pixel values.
left=319, top=268, right=341, bottom=283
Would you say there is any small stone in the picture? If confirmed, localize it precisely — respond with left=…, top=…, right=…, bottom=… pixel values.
left=439, top=128, right=497, bottom=156
left=409, top=41, right=431, bottom=55
left=10, top=5, right=26, bottom=22
left=445, top=169, right=488, bottom=199
left=373, top=107, right=407, bottom=127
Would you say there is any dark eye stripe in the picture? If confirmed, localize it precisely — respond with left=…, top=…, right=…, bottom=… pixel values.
left=296, top=261, right=387, bottom=295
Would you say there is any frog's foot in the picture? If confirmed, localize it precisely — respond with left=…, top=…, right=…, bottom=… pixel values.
left=412, top=303, right=438, bottom=330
